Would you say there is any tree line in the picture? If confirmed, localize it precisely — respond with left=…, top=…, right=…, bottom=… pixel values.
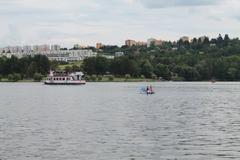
left=82, top=34, right=240, bottom=81
left=0, top=55, right=50, bottom=81
left=1, top=34, right=240, bottom=81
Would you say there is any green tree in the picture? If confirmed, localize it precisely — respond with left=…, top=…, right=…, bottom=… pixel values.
left=141, top=60, right=153, bottom=78
left=108, top=75, right=114, bottom=81
left=72, top=65, right=81, bottom=72
left=90, top=75, right=97, bottom=81
left=95, top=56, right=109, bottom=75
left=155, top=64, right=171, bottom=80
left=227, top=68, right=237, bottom=80
left=33, top=73, right=44, bottom=82
left=8, top=73, right=21, bottom=82
left=125, top=74, right=131, bottom=81
left=26, top=62, right=38, bottom=78
left=82, top=57, right=96, bottom=75
left=65, top=66, right=72, bottom=73
left=97, top=75, right=103, bottom=81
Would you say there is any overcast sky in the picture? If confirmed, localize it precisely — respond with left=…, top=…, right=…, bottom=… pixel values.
left=0, top=0, right=240, bottom=47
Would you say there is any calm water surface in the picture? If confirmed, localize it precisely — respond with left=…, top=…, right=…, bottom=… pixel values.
left=1, top=82, right=240, bottom=160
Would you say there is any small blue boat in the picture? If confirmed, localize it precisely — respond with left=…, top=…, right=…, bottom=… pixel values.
left=140, top=86, right=155, bottom=95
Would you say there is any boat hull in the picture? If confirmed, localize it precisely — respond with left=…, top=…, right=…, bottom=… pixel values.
left=44, top=81, right=86, bottom=85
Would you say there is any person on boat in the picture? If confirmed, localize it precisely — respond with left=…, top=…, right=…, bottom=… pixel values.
left=146, top=86, right=149, bottom=94
left=149, top=85, right=153, bottom=93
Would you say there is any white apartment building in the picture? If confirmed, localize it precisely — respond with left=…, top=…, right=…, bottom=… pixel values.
left=51, top=45, right=61, bottom=51
left=46, top=50, right=97, bottom=62
left=115, top=52, right=124, bottom=57
left=0, top=44, right=97, bottom=61
left=23, top=45, right=32, bottom=53
left=73, top=44, right=81, bottom=49
left=33, top=45, right=50, bottom=52
left=102, top=55, right=114, bottom=59
left=2, top=46, right=19, bottom=53
left=11, top=46, right=22, bottom=53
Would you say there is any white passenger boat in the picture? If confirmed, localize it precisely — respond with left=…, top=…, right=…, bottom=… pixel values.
left=44, top=71, right=86, bottom=85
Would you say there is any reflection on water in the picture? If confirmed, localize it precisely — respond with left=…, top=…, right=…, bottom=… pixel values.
left=1, top=82, right=240, bottom=159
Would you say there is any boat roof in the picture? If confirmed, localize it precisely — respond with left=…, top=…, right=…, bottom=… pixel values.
left=49, top=71, right=84, bottom=77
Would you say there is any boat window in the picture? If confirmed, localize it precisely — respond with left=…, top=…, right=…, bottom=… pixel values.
left=63, top=78, right=65, bottom=80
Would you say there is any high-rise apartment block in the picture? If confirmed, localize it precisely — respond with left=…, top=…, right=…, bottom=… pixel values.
left=125, top=40, right=136, bottom=46
left=96, top=43, right=103, bottom=49
left=147, top=38, right=163, bottom=47
left=51, top=45, right=61, bottom=51
left=33, top=45, right=50, bottom=52
left=23, top=46, right=32, bottom=53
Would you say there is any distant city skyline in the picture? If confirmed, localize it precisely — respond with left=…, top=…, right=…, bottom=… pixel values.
left=0, top=0, right=240, bottom=48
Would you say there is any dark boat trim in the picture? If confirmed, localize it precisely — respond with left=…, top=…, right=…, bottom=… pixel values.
left=44, top=82, right=86, bottom=85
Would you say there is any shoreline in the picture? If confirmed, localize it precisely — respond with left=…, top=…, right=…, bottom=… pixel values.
left=0, top=79, right=240, bottom=83
left=0, top=79, right=159, bottom=83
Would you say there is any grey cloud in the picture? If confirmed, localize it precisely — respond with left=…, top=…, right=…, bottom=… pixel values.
left=235, top=15, right=240, bottom=21
left=0, top=0, right=239, bottom=47
left=137, top=0, right=221, bottom=8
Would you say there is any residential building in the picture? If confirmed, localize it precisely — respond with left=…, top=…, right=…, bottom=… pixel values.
left=180, top=36, right=190, bottom=42
left=73, top=44, right=81, bottom=49
left=136, top=41, right=147, bottom=46
left=125, top=40, right=136, bottom=46
left=46, top=49, right=97, bottom=62
left=33, top=45, right=38, bottom=52
left=96, top=43, right=103, bottom=49
left=33, top=45, right=50, bottom=52
left=115, top=52, right=124, bottom=57
left=102, top=55, right=114, bottom=59
left=3, top=46, right=13, bottom=53
left=51, top=44, right=61, bottom=51
left=41, top=45, right=50, bottom=52
left=2, top=46, right=10, bottom=53
left=11, top=46, right=22, bottom=53
left=147, top=38, right=163, bottom=47
left=125, top=39, right=147, bottom=47
left=199, top=36, right=209, bottom=42
left=23, top=45, right=32, bottom=53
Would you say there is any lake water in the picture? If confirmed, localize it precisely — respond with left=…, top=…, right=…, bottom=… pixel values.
left=1, top=82, right=240, bottom=160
